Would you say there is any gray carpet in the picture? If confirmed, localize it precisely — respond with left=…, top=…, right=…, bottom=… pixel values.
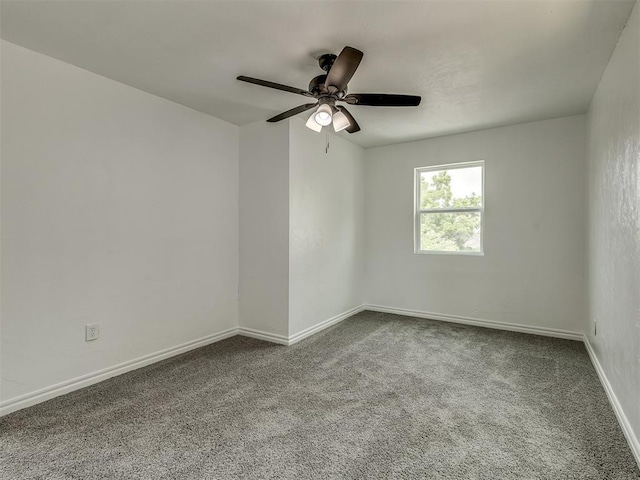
left=1, top=311, right=638, bottom=479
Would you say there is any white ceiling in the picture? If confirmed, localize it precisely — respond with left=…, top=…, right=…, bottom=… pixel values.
left=0, top=0, right=635, bottom=148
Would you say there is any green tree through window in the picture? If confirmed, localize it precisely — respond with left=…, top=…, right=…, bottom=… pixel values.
left=418, top=164, right=483, bottom=252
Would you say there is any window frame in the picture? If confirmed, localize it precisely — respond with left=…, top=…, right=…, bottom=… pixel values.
left=414, top=160, right=485, bottom=256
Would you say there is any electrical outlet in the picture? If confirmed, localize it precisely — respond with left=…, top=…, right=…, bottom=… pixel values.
left=85, top=324, right=100, bottom=342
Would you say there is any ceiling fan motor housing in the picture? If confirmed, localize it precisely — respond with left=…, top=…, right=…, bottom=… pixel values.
left=318, top=53, right=337, bottom=72
left=309, top=74, right=327, bottom=95
left=309, top=74, right=347, bottom=98
left=310, top=53, right=351, bottom=98
left=317, top=96, right=334, bottom=107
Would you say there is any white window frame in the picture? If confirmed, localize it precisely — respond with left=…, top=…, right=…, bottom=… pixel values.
left=414, top=160, right=485, bottom=256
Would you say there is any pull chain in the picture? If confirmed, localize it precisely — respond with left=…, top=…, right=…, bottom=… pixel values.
left=325, top=130, right=330, bottom=154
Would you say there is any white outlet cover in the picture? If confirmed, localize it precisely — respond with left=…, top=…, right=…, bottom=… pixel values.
left=85, top=324, right=100, bottom=342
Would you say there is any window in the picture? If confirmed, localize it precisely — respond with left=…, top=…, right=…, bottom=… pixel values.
left=415, top=161, right=484, bottom=254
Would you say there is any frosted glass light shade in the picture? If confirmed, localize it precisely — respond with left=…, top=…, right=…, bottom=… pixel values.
left=314, top=104, right=333, bottom=126
left=305, top=111, right=322, bottom=132
left=332, top=111, right=350, bottom=132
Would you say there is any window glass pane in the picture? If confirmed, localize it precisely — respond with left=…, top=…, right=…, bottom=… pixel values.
left=420, top=211, right=481, bottom=252
left=420, top=166, right=482, bottom=209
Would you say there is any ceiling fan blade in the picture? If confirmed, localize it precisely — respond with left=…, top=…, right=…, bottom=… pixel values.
left=343, top=93, right=421, bottom=107
left=267, top=103, right=318, bottom=123
left=337, top=106, right=360, bottom=133
left=237, top=76, right=314, bottom=98
left=324, top=46, right=363, bottom=92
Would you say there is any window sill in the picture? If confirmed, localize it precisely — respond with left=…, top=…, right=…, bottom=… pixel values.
left=414, top=250, right=484, bottom=256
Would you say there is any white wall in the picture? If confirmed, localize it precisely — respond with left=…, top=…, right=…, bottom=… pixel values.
left=1, top=41, right=239, bottom=402
left=288, top=118, right=365, bottom=337
left=238, top=121, right=290, bottom=337
left=586, top=0, right=639, bottom=457
left=238, top=118, right=366, bottom=340
left=365, top=115, right=587, bottom=334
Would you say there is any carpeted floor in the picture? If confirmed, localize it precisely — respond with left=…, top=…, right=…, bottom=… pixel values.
left=1, top=311, right=639, bottom=479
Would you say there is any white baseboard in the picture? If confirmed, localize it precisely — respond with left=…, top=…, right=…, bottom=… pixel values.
left=364, top=304, right=584, bottom=341
left=2, top=305, right=365, bottom=417
left=237, top=327, right=290, bottom=345
left=238, top=304, right=366, bottom=346
left=583, top=336, right=640, bottom=469
left=288, top=305, right=366, bottom=345
left=4, top=306, right=637, bottom=470
left=0, top=327, right=239, bottom=417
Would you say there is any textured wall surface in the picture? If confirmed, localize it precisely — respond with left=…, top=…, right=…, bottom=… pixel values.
left=239, top=121, right=290, bottom=337
left=288, top=118, right=365, bottom=337
left=365, top=116, right=587, bottom=334
left=586, top=1, right=640, bottom=453
left=1, top=41, right=239, bottom=402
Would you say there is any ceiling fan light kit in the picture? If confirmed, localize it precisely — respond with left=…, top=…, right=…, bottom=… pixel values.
left=237, top=46, right=421, bottom=135
left=305, top=111, right=323, bottom=132
left=314, top=103, right=333, bottom=126
left=332, top=110, right=351, bottom=132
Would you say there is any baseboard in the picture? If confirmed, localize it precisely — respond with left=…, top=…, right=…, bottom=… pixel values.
left=288, top=304, right=366, bottom=345
left=238, top=304, right=366, bottom=346
left=583, top=336, right=640, bottom=469
left=0, top=327, right=239, bottom=417
left=4, top=309, right=637, bottom=470
left=364, top=304, right=584, bottom=341
left=237, top=327, right=290, bottom=345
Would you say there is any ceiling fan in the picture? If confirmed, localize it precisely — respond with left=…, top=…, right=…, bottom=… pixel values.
left=237, top=46, right=421, bottom=134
